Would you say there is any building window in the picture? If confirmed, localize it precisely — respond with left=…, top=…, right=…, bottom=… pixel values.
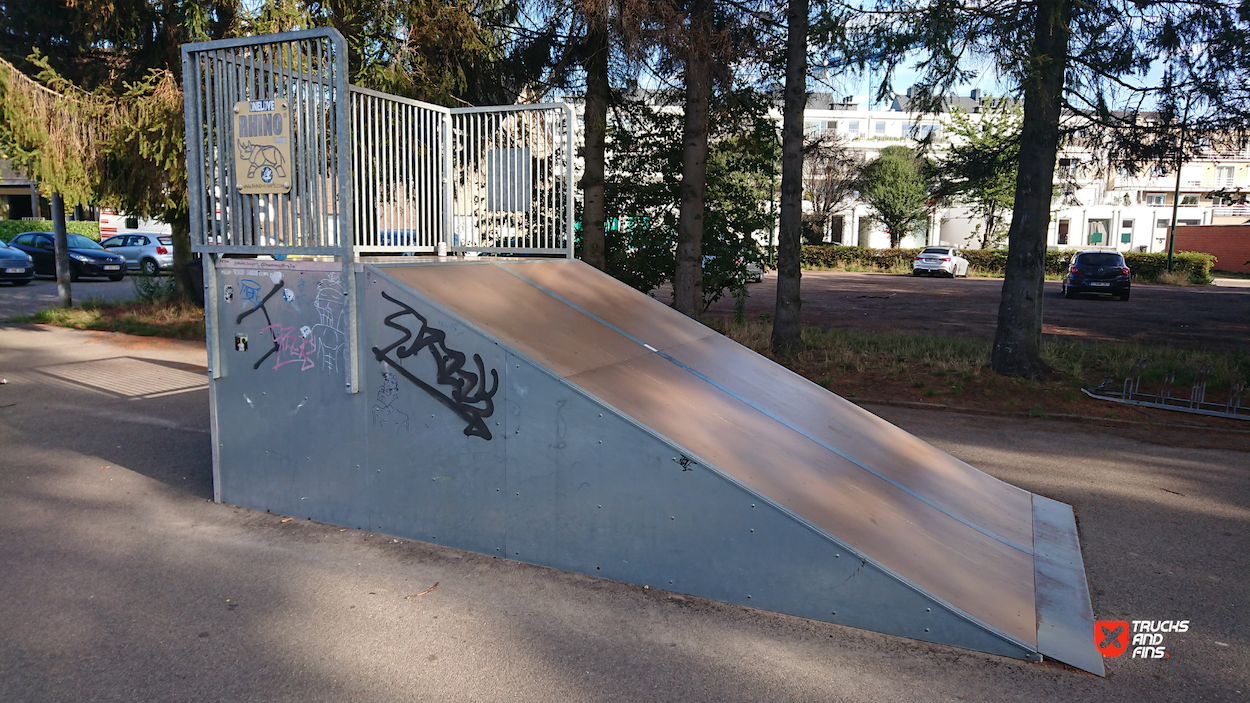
left=1216, top=166, right=1235, bottom=186
left=1144, top=193, right=1166, bottom=205
left=1088, top=220, right=1108, bottom=245
left=1057, top=221, right=1069, bottom=245
left=1181, top=195, right=1198, bottom=205
left=1149, top=164, right=1169, bottom=178
left=875, top=121, right=886, bottom=135
left=1120, top=220, right=1133, bottom=244
left=848, top=121, right=859, bottom=134
left=1156, top=219, right=1171, bottom=229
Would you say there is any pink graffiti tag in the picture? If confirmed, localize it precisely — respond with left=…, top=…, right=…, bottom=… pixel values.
left=262, top=324, right=317, bottom=370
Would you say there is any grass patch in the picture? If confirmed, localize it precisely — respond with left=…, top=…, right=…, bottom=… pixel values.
left=10, top=298, right=205, bottom=339
left=1156, top=270, right=1190, bottom=287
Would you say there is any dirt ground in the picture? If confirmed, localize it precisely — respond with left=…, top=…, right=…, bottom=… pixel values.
left=698, top=271, right=1250, bottom=350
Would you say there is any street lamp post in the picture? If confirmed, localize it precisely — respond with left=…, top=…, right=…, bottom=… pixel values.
left=1166, top=99, right=1190, bottom=273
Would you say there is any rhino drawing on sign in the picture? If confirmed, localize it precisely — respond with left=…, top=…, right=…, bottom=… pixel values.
left=237, top=140, right=287, bottom=179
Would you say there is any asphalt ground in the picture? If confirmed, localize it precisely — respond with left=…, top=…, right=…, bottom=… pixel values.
left=0, top=275, right=143, bottom=319
left=0, top=324, right=1246, bottom=702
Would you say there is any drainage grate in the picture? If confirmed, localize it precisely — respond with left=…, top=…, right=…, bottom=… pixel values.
left=37, top=357, right=208, bottom=399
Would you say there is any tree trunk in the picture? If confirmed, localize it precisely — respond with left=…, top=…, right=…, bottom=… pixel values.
left=770, top=0, right=807, bottom=354
left=51, top=192, right=71, bottom=308
left=990, top=0, right=1071, bottom=378
left=171, top=211, right=193, bottom=301
left=981, top=203, right=997, bottom=249
left=580, top=0, right=609, bottom=271
left=673, top=0, right=712, bottom=316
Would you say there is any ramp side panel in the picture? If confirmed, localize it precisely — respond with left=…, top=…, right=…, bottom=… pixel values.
left=1033, top=495, right=1104, bottom=676
left=212, top=263, right=370, bottom=527
left=500, top=260, right=1033, bottom=549
left=568, top=353, right=1038, bottom=646
left=663, top=334, right=1034, bottom=549
left=381, top=263, right=650, bottom=378
left=361, top=270, right=508, bottom=553
left=502, top=351, right=1035, bottom=660
left=499, top=260, right=716, bottom=351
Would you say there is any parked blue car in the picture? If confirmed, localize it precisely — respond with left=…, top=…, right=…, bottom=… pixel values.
left=0, top=239, right=35, bottom=285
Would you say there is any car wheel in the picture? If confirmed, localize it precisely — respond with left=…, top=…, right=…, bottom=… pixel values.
left=1063, top=283, right=1073, bottom=299
left=70, top=267, right=80, bottom=282
left=108, top=274, right=125, bottom=281
left=12, top=279, right=31, bottom=286
left=1119, top=291, right=1130, bottom=301
left=140, top=258, right=159, bottom=276
left=912, top=270, right=922, bottom=277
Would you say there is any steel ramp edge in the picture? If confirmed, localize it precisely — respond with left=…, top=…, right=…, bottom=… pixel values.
left=1033, top=495, right=1104, bottom=676
left=363, top=263, right=1041, bottom=663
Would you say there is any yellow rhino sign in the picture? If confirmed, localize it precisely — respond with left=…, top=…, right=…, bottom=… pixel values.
left=233, top=99, right=292, bottom=194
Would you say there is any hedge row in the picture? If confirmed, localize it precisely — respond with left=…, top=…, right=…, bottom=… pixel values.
left=800, top=245, right=1216, bottom=284
left=0, top=219, right=101, bottom=243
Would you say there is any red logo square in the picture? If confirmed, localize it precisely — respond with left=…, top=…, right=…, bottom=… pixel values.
left=1096, top=620, right=1129, bottom=658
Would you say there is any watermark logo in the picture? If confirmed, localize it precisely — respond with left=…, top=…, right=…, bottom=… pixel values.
left=1097, top=620, right=1188, bottom=659
left=1096, top=620, right=1129, bottom=658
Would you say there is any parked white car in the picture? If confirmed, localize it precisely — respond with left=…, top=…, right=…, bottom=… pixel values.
left=912, top=247, right=969, bottom=277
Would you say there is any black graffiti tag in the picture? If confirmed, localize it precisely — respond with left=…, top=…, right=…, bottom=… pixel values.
left=372, top=291, right=499, bottom=440
left=236, top=281, right=286, bottom=370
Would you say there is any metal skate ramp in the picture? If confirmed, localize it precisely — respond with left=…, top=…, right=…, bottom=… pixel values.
left=360, top=258, right=1102, bottom=675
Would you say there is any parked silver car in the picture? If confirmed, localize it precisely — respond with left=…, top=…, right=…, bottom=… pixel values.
left=100, top=233, right=174, bottom=275
left=912, top=246, right=969, bottom=277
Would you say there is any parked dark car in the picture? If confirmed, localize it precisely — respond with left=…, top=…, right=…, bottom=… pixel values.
left=7, top=231, right=127, bottom=281
left=0, top=239, right=35, bottom=285
left=1062, top=250, right=1131, bottom=301
left=101, top=233, right=174, bottom=275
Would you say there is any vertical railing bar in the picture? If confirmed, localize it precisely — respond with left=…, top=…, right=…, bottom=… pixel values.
left=280, top=41, right=293, bottom=247
left=379, top=97, right=387, bottom=246
left=217, top=49, right=230, bottom=247
left=241, top=46, right=254, bottom=247
left=297, top=39, right=308, bottom=247
left=309, top=39, right=321, bottom=247
left=388, top=98, right=396, bottom=247
left=368, top=92, right=374, bottom=248
left=227, top=47, right=242, bottom=248
left=411, top=105, right=416, bottom=248
left=405, top=103, right=412, bottom=250
left=351, top=91, right=359, bottom=251
left=317, top=37, right=329, bottom=248
left=431, top=109, right=437, bottom=248
left=299, top=40, right=312, bottom=249
left=203, top=52, right=218, bottom=249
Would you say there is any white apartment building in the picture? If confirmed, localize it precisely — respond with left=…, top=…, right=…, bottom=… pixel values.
left=799, top=91, right=1250, bottom=251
